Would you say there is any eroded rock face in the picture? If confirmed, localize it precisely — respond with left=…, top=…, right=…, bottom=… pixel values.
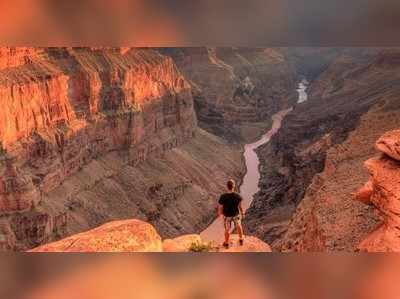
left=354, top=131, right=400, bottom=252
left=375, top=130, right=400, bottom=161
left=0, top=47, right=244, bottom=251
left=244, top=48, right=400, bottom=251
left=30, top=219, right=162, bottom=252
left=161, top=47, right=297, bottom=143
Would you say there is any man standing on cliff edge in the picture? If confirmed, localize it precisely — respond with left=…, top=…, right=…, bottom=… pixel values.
left=218, top=179, right=245, bottom=249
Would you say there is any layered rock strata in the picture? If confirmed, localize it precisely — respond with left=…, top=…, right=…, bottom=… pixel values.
left=244, top=49, right=400, bottom=251
left=161, top=47, right=297, bottom=143
left=0, top=47, right=243, bottom=251
left=354, top=130, right=400, bottom=252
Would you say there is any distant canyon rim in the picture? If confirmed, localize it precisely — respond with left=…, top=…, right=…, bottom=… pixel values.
left=0, top=47, right=400, bottom=252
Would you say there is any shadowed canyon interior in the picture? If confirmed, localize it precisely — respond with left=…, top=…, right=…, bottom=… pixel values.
left=0, top=47, right=400, bottom=252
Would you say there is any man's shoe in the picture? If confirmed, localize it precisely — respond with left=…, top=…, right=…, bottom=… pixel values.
left=222, top=242, right=229, bottom=249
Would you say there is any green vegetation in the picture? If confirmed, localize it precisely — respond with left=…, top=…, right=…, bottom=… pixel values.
left=188, top=241, right=214, bottom=252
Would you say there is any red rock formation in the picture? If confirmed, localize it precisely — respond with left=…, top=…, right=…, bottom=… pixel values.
left=0, top=47, right=199, bottom=250
left=0, top=151, right=40, bottom=213
left=376, top=130, right=400, bottom=161
left=162, top=234, right=202, bottom=252
left=0, top=47, right=246, bottom=251
left=218, top=235, right=272, bottom=253
left=163, top=233, right=272, bottom=252
left=354, top=130, right=400, bottom=252
left=0, top=47, right=42, bottom=70
left=31, top=219, right=271, bottom=252
left=30, top=219, right=162, bottom=252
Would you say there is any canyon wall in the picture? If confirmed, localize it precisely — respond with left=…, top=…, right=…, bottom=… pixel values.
left=161, top=47, right=297, bottom=143
left=354, top=130, right=400, bottom=252
left=244, top=48, right=400, bottom=251
left=0, top=47, right=244, bottom=251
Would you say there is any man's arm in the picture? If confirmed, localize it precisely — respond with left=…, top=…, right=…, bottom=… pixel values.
left=239, top=202, right=244, bottom=218
left=217, top=204, right=223, bottom=217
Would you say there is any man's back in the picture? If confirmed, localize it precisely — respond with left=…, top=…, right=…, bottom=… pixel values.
left=218, top=192, right=242, bottom=217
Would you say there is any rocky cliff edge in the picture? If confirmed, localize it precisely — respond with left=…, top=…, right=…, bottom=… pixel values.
left=354, top=129, right=400, bottom=252
left=30, top=219, right=271, bottom=252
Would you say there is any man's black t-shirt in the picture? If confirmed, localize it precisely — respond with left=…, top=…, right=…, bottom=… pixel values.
left=218, top=192, right=243, bottom=217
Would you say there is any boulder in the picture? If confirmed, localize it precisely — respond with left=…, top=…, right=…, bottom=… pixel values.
left=30, top=220, right=162, bottom=252
left=376, top=129, right=400, bottom=161
left=354, top=131, right=400, bottom=252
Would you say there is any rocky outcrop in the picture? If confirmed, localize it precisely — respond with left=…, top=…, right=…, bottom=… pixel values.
left=354, top=130, right=400, bottom=252
left=164, top=233, right=272, bottom=252
left=217, top=235, right=272, bottom=253
left=162, top=234, right=201, bottom=252
left=161, top=47, right=297, bottom=143
left=30, top=219, right=271, bottom=252
left=244, top=48, right=400, bottom=251
left=0, top=47, right=244, bottom=251
left=0, top=47, right=43, bottom=70
left=30, top=219, right=162, bottom=252
left=375, top=130, right=400, bottom=161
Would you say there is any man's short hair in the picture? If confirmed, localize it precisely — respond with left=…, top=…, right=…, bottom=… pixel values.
left=227, top=179, right=235, bottom=190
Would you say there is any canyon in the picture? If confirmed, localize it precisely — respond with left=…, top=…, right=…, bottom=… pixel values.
left=244, top=48, right=400, bottom=251
left=160, top=47, right=298, bottom=143
left=0, top=47, right=247, bottom=251
left=1, top=47, right=400, bottom=252
left=1, top=47, right=297, bottom=251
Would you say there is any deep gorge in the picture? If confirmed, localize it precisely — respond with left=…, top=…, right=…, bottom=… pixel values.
left=2, top=47, right=400, bottom=252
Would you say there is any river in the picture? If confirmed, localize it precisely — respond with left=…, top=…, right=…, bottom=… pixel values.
left=200, top=80, right=308, bottom=243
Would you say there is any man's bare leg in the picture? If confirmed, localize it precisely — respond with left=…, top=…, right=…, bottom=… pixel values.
left=236, top=223, right=244, bottom=245
left=224, top=227, right=230, bottom=247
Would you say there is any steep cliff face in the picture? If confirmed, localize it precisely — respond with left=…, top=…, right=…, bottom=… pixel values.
left=0, top=47, right=43, bottom=70
left=354, top=130, right=400, bottom=252
left=244, top=48, right=400, bottom=251
left=161, top=47, right=297, bottom=143
left=0, top=47, right=243, bottom=251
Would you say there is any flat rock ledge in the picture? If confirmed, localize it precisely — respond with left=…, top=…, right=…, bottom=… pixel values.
left=30, top=220, right=272, bottom=252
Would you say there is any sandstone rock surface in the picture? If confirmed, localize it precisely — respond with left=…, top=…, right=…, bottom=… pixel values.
left=163, top=233, right=271, bottom=252
left=218, top=235, right=272, bottom=253
left=30, top=219, right=162, bottom=252
left=162, top=234, right=202, bottom=252
left=354, top=130, right=400, bottom=252
left=375, top=130, right=400, bottom=161
left=0, top=47, right=244, bottom=251
left=30, top=220, right=271, bottom=252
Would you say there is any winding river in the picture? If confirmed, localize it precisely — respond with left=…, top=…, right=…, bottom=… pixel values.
left=200, top=80, right=308, bottom=243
